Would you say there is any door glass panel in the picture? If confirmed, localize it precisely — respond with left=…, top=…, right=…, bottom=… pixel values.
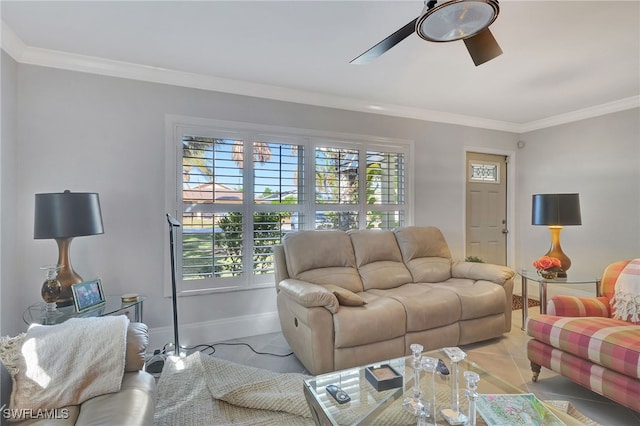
left=469, top=162, right=500, bottom=183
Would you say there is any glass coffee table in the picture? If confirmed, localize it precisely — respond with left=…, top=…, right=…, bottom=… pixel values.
left=303, top=348, right=584, bottom=425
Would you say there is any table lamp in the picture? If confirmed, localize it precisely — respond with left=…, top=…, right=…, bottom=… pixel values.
left=531, top=193, right=581, bottom=278
left=34, top=190, right=104, bottom=307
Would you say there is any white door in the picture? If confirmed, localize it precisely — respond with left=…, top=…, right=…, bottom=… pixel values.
left=465, top=152, right=508, bottom=265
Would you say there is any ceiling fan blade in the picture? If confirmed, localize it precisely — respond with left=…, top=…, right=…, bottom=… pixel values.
left=350, top=18, right=418, bottom=64
left=463, top=28, right=503, bottom=66
left=464, top=28, right=502, bottom=66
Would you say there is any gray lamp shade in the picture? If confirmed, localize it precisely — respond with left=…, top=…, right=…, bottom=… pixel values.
left=34, top=191, right=104, bottom=239
left=531, top=193, right=582, bottom=226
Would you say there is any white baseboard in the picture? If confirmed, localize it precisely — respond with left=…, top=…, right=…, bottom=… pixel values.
left=148, top=311, right=282, bottom=353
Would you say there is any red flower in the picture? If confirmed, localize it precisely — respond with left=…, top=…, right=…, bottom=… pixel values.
left=533, top=256, right=562, bottom=271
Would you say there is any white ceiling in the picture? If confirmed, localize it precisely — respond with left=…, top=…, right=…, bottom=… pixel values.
left=2, top=1, right=639, bottom=132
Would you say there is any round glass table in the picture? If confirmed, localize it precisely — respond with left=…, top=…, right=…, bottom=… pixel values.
left=519, top=269, right=600, bottom=329
left=23, top=295, right=145, bottom=325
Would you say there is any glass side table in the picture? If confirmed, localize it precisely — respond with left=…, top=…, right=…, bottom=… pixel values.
left=520, top=270, right=600, bottom=330
left=23, top=295, right=145, bottom=326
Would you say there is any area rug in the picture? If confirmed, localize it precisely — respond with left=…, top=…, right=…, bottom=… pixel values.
left=154, top=352, right=600, bottom=426
left=153, top=351, right=313, bottom=425
left=546, top=400, right=602, bottom=426
left=512, top=294, right=541, bottom=310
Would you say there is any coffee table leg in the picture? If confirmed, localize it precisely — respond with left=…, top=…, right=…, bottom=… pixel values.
left=303, top=383, right=332, bottom=425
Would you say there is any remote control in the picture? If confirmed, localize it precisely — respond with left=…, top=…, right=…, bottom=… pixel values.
left=326, top=384, right=350, bottom=404
left=437, top=358, right=450, bottom=375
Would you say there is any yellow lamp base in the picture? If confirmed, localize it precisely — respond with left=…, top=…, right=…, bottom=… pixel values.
left=545, top=226, right=570, bottom=278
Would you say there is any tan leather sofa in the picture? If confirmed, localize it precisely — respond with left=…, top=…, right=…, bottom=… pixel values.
left=274, top=226, right=515, bottom=374
left=0, top=322, right=156, bottom=425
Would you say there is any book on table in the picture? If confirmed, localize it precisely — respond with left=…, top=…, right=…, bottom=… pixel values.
left=476, top=393, right=565, bottom=426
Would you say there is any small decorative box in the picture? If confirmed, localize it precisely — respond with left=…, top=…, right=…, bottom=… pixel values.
left=365, top=364, right=403, bottom=391
left=121, top=293, right=139, bottom=303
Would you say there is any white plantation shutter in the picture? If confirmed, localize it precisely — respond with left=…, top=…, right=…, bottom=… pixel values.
left=174, top=121, right=410, bottom=292
left=364, top=150, right=405, bottom=229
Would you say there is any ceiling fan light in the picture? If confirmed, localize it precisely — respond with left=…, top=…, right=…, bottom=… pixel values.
left=417, top=0, right=499, bottom=42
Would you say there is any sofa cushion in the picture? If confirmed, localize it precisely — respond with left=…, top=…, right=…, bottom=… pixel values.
left=324, top=284, right=367, bottom=306
left=348, top=229, right=413, bottom=290
left=394, top=227, right=452, bottom=282
left=283, top=230, right=363, bottom=293
left=432, top=278, right=506, bottom=320
left=527, top=315, right=640, bottom=379
left=369, top=284, right=461, bottom=332
left=333, top=293, right=406, bottom=348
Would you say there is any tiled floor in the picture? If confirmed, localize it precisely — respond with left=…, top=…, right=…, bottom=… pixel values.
left=185, top=310, right=640, bottom=425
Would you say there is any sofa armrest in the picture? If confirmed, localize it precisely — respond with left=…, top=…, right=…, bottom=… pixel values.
left=451, top=261, right=515, bottom=285
left=278, top=279, right=339, bottom=314
left=126, top=322, right=149, bottom=372
left=547, top=295, right=611, bottom=317
left=76, top=371, right=156, bottom=426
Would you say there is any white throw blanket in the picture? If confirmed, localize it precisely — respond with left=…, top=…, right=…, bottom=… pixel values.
left=10, top=316, right=129, bottom=417
left=611, top=259, right=640, bottom=323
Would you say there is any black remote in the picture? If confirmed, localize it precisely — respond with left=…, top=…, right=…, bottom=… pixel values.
left=437, top=358, right=450, bottom=375
left=326, top=384, right=350, bottom=404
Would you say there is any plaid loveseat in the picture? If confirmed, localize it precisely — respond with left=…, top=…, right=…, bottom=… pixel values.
left=526, top=260, right=640, bottom=412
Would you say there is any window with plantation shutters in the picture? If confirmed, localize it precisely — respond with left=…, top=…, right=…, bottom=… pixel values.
left=171, top=118, right=411, bottom=293
left=364, top=150, right=405, bottom=230
left=314, top=146, right=406, bottom=231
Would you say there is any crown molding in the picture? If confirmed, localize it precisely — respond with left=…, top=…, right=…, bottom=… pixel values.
left=519, top=96, right=640, bottom=133
left=2, top=21, right=637, bottom=134
left=9, top=44, right=521, bottom=133
left=1, top=20, right=26, bottom=61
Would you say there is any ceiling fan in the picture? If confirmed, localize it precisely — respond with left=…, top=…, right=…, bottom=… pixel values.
left=351, top=0, right=503, bottom=66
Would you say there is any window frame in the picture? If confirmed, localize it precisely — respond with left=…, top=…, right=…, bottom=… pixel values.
left=165, top=115, right=414, bottom=296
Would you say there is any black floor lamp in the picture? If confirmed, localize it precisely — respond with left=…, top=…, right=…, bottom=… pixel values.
left=146, top=214, right=183, bottom=374
left=166, top=213, right=182, bottom=355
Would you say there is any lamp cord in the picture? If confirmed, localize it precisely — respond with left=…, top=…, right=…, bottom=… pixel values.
left=154, top=341, right=293, bottom=358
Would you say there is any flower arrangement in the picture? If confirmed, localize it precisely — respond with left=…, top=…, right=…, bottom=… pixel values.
left=533, top=256, right=562, bottom=271
left=533, top=256, right=562, bottom=279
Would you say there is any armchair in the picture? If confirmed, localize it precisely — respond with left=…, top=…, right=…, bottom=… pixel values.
left=527, top=260, right=640, bottom=412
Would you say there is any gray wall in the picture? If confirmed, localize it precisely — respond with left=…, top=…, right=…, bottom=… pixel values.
left=1, top=62, right=517, bottom=345
left=516, top=109, right=640, bottom=280
left=1, top=51, right=19, bottom=334
left=1, top=58, right=638, bottom=350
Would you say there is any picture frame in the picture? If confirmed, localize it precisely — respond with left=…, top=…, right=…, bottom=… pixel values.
left=71, top=278, right=106, bottom=313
